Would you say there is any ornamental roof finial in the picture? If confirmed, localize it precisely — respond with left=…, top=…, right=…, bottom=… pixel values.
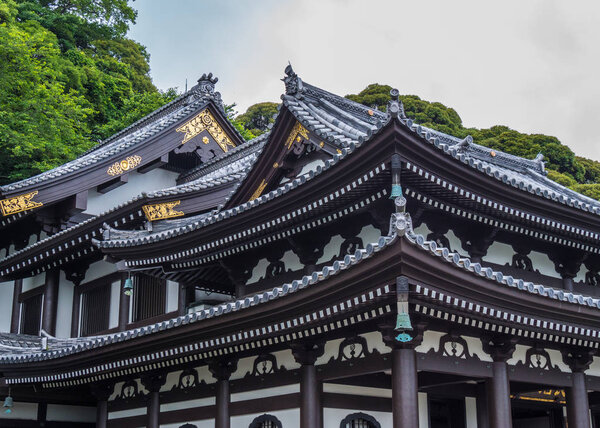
left=282, top=62, right=303, bottom=96
left=387, top=88, right=405, bottom=119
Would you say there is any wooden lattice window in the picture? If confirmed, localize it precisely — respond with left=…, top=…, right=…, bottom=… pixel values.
left=340, top=413, right=381, bottom=428
left=20, top=292, right=42, bottom=335
left=132, top=274, right=166, bottom=322
left=249, top=414, right=282, bottom=428
left=80, top=283, right=111, bottom=336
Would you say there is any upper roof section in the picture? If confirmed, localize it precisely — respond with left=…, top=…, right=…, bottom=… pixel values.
left=0, top=73, right=246, bottom=226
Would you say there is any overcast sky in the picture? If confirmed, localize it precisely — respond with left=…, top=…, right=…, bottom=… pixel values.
left=128, top=0, right=600, bottom=161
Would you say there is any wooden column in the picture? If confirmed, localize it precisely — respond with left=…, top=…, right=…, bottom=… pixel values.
left=91, top=383, right=113, bottom=428
left=10, top=279, right=22, bottom=333
left=482, top=337, right=516, bottom=428
left=476, top=382, right=490, bottom=428
left=118, top=273, right=130, bottom=331
left=141, top=374, right=166, bottom=428
left=42, top=269, right=60, bottom=335
left=292, top=342, right=325, bottom=428
left=209, top=359, right=238, bottom=428
left=392, top=347, right=419, bottom=427
left=563, top=349, right=593, bottom=428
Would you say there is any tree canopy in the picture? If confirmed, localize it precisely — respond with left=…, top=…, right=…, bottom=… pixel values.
left=0, top=0, right=176, bottom=183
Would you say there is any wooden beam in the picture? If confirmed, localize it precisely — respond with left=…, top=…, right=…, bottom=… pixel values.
left=97, top=174, right=128, bottom=194
left=138, top=154, right=169, bottom=174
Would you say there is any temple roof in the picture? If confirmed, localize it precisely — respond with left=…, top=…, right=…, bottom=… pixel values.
left=3, top=210, right=600, bottom=366
left=0, top=73, right=229, bottom=195
left=0, top=134, right=264, bottom=275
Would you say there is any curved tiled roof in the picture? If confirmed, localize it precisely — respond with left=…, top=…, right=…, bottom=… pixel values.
left=4, top=210, right=600, bottom=364
left=279, top=65, right=600, bottom=215
left=0, top=144, right=258, bottom=269
left=0, top=231, right=396, bottom=363
left=0, top=74, right=228, bottom=194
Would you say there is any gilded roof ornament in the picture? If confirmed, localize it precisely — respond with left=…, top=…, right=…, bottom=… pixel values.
left=107, top=155, right=142, bottom=176
left=142, top=201, right=184, bottom=221
left=0, top=191, right=43, bottom=216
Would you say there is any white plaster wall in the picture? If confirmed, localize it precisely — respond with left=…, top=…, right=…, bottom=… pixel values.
left=507, top=344, right=529, bottom=366
left=281, top=250, right=303, bottom=272
left=232, top=355, right=255, bottom=381
left=274, top=348, right=301, bottom=371
left=84, top=168, right=179, bottom=216
left=0, top=401, right=37, bottom=420
left=483, top=241, right=514, bottom=266
left=317, top=235, right=343, bottom=264
left=81, top=260, right=117, bottom=285
left=323, top=383, right=391, bottom=398
left=414, top=223, right=432, bottom=236
left=21, top=272, right=45, bottom=292
left=586, top=356, right=600, bottom=377
left=248, top=258, right=270, bottom=284
left=0, top=282, right=14, bottom=332
left=415, top=330, right=445, bottom=354
left=361, top=331, right=391, bottom=355
left=298, top=159, right=326, bottom=177
left=46, top=404, right=95, bottom=422
left=446, top=230, right=467, bottom=256
left=231, top=409, right=299, bottom=428
left=160, top=397, right=215, bottom=412
left=166, top=280, right=179, bottom=313
left=419, top=392, right=429, bottom=428
left=232, top=384, right=300, bottom=402
left=108, top=407, right=146, bottom=423
left=55, top=271, right=74, bottom=338
left=462, top=335, right=493, bottom=362
left=465, top=397, right=477, bottom=428
left=529, top=251, right=559, bottom=278
left=325, top=408, right=391, bottom=428
left=316, top=337, right=344, bottom=365
left=358, top=225, right=383, bottom=245
left=109, top=280, right=121, bottom=329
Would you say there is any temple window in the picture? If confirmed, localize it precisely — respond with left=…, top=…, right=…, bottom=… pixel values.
left=19, top=291, right=42, bottom=335
left=340, top=413, right=381, bottom=428
left=132, top=274, right=166, bottom=322
left=249, top=414, right=283, bottom=428
left=79, top=281, right=111, bottom=336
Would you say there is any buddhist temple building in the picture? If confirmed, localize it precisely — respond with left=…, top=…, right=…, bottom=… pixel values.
left=1, top=66, right=600, bottom=428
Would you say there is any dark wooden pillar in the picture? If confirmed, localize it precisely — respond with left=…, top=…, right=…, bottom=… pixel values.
left=141, top=374, right=166, bottom=428
left=118, top=273, right=130, bottom=331
left=476, top=382, right=490, bottom=428
left=563, top=349, right=593, bottom=428
left=209, top=359, right=238, bottom=428
left=292, top=342, right=325, bottom=428
left=482, top=337, right=516, bottom=428
left=392, top=347, right=419, bottom=427
left=42, top=269, right=60, bottom=335
left=10, top=279, right=22, bottom=333
left=91, top=383, right=113, bottom=428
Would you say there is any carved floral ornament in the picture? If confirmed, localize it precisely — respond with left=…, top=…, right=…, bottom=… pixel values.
left=176, top=109, right=236, bottom=153
left=0, top=191, right=43, bottom=216
left=107, top=155, right=142, bottom=176
left=142, top=200, right=184, bottom=221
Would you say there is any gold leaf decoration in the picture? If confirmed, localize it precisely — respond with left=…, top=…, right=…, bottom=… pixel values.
left=248, top=179, right=268, bottom=202
left=176, top=109, right=236, bottom=153
left=142, top=201, right=185, bottom=221
left=0, top=191, right=43, bottom=216
left=107, top=155, right=142, bottom=176
left=285, top=121, right=309, bottom=149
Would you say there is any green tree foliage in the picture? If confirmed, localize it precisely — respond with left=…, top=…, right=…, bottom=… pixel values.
left=0, top=0, right=176, bottom=183
left=345, top=84, right=600, bottom=200
left=236, top=102, right=279, bottom=136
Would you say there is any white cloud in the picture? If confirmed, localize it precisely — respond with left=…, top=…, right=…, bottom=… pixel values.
left=130, top=0, right=600, bottom=160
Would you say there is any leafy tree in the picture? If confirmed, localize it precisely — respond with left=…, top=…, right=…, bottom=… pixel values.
left=0, top=1, right=93, bottom=182
left=236, top=102, right=279, bottom=136
left=0, top=0, right=177, bottom=183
